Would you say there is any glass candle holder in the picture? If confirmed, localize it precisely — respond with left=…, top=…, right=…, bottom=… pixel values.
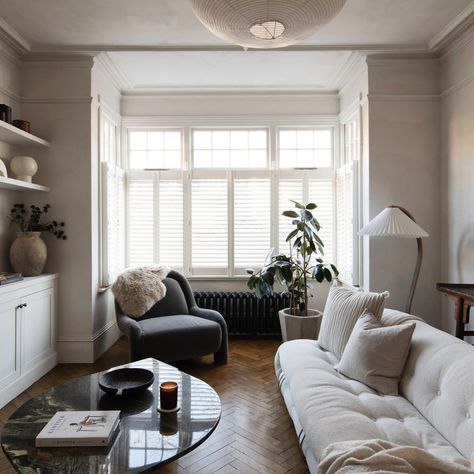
left=160, top=381, right=178, bottom=410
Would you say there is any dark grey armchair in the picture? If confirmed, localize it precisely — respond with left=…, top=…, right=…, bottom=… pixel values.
left=115, top=270, right=228, bottom=364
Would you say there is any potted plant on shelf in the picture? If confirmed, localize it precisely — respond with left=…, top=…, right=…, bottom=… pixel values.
left=247, top=200, right=338, bottom=341
left=8, top=203, right=67, bottom=277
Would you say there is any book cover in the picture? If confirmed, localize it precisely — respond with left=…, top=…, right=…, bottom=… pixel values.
left=35, top=410, right=121, bottom=447
left=0, top=272, right=23, bottom=285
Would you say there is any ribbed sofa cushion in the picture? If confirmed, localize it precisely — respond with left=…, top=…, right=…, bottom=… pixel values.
left=319, top=286, right=388, bottom=359
left=276, top=337, right=468, bottom=466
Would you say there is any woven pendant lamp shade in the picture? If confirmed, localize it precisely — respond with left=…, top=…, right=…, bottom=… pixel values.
left=189, top=0, right=347, bottom=49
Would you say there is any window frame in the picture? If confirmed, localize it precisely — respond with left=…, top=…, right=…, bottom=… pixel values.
left=99, top=107, right=123, bottom=286
left=120, top=116, right=341, bottom=279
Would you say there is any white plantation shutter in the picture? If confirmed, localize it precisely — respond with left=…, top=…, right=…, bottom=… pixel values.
left=234, top=178, right=271, bottom=267
left=102, top=162, right=125, bottom=285
left=336, top=161, right=357, bottom=284
left=278, top=178, right=304, bottom=254
left=192, top=179, right=228, bottom=271
left=309, top=178, right=335, bottom=263
left=157, top=177, right=184, bottom=268
left=128, top=172, right=154, bottom=267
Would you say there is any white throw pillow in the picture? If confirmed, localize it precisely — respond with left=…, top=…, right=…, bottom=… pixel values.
left=318, top=285, right=389, bottom=358
left=337, top=311, right=415, bottom=395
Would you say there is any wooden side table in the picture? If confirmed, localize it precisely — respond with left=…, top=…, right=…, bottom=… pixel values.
left=437, top=283, right=474, bottom=340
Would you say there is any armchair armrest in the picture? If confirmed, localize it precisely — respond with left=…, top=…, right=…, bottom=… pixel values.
left=115, top=302, right=145, bottom=361
left=190, top=305, right=228, bottom=364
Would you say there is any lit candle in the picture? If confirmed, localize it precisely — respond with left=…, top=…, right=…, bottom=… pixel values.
left=160, top=381, right=178, bottom=410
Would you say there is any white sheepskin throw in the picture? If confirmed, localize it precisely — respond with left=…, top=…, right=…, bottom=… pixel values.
left=112, top=265, right=170, bottom=319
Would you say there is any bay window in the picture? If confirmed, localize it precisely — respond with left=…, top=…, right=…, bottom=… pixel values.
left=101, top=118, right=359, bottom=283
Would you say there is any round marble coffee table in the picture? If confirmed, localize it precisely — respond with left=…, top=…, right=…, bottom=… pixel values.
left=1, top=358, right=221, bottom=473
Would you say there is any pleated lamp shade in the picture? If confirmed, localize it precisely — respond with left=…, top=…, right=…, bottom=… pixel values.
left=358, top=207, right=429, bottom=238
left=189, top=0, right=347, bottom=49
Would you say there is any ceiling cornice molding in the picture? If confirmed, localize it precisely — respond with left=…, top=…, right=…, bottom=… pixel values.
left=94, top=52, right=132, bottom=92
left=366, top=55, right=438, bottom=67
left=27, top=42, right=432, bottom=54
left=120, top=87, right=338, bottom=98
left=21, top=96, right=92, bottom=104
left=21, top=53, right=95, bottom=69
left=367, top=93, right=440, bottom=102
left=331, top=52, right=366, bottom=92
left=429, top=3, right=474, bottom=53
left=0, top=17, right=30, bottom=56
left=440, top=21, right=474, bottom=61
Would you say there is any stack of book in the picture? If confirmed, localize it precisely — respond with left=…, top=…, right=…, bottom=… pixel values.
left=0, top=272, right=23, bottom=285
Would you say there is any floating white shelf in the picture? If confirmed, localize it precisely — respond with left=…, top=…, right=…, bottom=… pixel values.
left=0, top=177, right=50, bottom=192
left=0, top=120, right=50, bottom=147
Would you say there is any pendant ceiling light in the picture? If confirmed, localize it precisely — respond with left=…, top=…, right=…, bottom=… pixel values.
left=189, top=0, right=347, bottom=49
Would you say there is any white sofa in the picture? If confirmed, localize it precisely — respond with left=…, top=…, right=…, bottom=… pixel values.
left=275, top=309, right=474, bottom=472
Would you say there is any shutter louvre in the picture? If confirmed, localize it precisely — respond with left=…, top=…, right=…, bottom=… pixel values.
left=157, top=179, right=184, bottom=268
left=278, top=179, right=304, bottom=254
left=234, top=178, right=271, bottom=267
left=336, top=162, right=356, bottom=284
left=192, top=179, right=228, bottom=269
left=309, top=178, right=335, bottom=264
left=128, top=173, right=154, bottom=267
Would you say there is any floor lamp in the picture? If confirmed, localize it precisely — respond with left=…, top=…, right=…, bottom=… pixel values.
left=358, top=205, right=429, bottom=314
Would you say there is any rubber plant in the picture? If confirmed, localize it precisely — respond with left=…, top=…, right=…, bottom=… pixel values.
left=247, top=200, right=338, bottom=316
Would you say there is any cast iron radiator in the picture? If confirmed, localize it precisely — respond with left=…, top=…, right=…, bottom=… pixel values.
left=193, top=291, right=290, bottom=337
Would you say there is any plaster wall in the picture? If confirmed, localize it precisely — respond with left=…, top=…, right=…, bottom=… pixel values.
left=20, top=58, right=95, bottom=362
left=440, top=28, right=474, bottom=336
left=366, top=58, right=441, bottom=326
left=0, top=44, right=23, bottom=271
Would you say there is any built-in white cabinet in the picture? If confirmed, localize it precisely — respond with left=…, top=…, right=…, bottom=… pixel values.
left=0, top=274, right=58, bottom=408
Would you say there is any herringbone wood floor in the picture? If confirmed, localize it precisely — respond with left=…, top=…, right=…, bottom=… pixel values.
left=0, top=338, right=309, bottom=473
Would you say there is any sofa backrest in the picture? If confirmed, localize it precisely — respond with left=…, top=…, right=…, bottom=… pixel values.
left=383, top=309, right=474, bottom=459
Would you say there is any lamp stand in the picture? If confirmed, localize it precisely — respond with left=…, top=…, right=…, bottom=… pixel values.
left=389, top=205, right=423, bottom=314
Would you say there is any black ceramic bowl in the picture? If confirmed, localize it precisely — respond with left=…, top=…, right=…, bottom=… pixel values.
left=99, top=368, right=154, bottom=396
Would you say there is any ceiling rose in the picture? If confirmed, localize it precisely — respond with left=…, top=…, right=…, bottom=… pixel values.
left=189, top=0, right=347, bottom=49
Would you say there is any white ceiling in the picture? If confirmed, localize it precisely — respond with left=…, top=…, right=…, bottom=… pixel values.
left=0, top=0, right=471, bottom=50
left=0, top=0, right=472, bottom=91
left=109, top=51, right=353, bottom=91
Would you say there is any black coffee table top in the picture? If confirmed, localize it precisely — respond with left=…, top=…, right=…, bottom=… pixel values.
left=1, top=358, right=221, bottom=473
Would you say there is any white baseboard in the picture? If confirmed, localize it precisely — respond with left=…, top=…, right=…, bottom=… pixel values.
left=0, top=351, right=57, bottom=409
left=57, top=320, right=120, bottom=363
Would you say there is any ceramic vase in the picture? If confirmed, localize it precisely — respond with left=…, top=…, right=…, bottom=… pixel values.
left=9, top=232, right=47, bottom=276
left=10, top=155, right=38, bottom=183
left=278, top=308, right=323, bottom=341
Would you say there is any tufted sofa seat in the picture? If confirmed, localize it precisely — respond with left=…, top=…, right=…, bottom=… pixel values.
left=275, top=309, right=474, bottom=472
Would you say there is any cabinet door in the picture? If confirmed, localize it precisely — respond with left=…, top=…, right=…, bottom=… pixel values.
left=20, top=288, right=54, bottom=373
left=0, top=298, right=20, bottom=387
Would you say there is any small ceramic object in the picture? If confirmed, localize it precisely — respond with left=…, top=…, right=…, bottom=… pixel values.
left=10, top=155, right=38, bottom=183
left=0, top=158, right=7, bottom=177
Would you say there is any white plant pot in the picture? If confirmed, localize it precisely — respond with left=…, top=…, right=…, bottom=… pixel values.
left=279, top=308, right=323, bottom=342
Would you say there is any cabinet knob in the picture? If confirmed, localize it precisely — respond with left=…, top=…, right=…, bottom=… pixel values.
left=23, top=303, right=27, bottom=308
